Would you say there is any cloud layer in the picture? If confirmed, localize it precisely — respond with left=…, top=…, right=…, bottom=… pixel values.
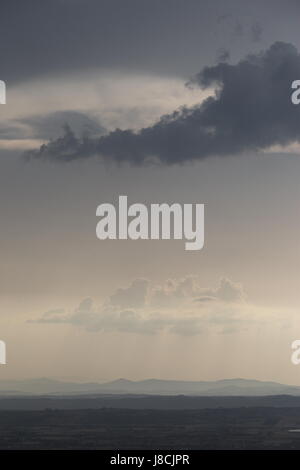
left=25, top=42, right=300, bottom=165
left=31, top=277, right=251, bottom=335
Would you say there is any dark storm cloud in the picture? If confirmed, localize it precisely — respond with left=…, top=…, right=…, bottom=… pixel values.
left=216, top=48, right=230, bottom=63
left=25, top=42, right=300, bottom=165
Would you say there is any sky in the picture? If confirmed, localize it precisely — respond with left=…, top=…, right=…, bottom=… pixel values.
left=1, top=0, right=300, bottom=384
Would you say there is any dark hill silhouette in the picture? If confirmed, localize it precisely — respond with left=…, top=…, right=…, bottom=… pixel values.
left=1, top=377, right=300, bottom=396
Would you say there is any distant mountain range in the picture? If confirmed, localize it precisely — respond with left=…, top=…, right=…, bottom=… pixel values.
left=1, top=377, right=300, bottom=396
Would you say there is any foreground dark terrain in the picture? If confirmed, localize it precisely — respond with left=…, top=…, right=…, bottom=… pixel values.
left=2, top=400, right=300, bottom=449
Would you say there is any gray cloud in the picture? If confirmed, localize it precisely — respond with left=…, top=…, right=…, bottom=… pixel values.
left=19, top=111, right=106, bottom=140
left=195, top=296, right=216, bottom=303
left=25, top=42, right=300, bottom=165
left=216, top=48, right=231, bottom=63
left=0, top=123, right=29, bottom=141
left=0, top=111, right=105, bottom=145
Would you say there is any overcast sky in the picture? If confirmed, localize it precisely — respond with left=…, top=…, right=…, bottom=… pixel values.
left=1, top=0, right=300, bottom=385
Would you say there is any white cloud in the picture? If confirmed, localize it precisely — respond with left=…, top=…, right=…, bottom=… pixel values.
left=30, top=276, right=258, bottom=336
left=109, top=278, right=149, bottom=309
